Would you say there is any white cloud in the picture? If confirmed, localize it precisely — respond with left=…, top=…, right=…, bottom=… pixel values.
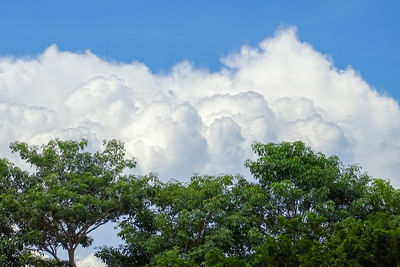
left=1, top=26, right=400, bottom=259
left=76, top=253, right=105, bottom=267
left=123, top=101, right=209, bottom=179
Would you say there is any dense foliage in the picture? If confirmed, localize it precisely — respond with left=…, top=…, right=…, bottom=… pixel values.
left=1, top=139, right=400, bottom=266
left=97, top=141, right=400, bottom=266
left=1, top=139, right=148, bottom=266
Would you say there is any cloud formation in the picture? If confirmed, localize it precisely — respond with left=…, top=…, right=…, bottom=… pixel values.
left=1, top=27, right=399, bottom=184
left=1, top=27, right=399, bottom=186
left=2, top=27, right=400, bottom=261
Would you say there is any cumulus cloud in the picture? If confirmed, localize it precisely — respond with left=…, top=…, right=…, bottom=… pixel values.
left=76, top=253, right=105, bottom=267
left=1, top=27, right=398, bottom=183
left=2, top=26, right=400, bottom=260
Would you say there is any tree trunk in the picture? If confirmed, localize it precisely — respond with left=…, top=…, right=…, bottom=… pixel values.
left=68, top=248, right=76, bottom=267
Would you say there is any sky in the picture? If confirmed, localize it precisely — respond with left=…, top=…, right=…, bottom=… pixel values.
left=1, top=0, right=399, bottom=265
left=1, top=1, right=400, bottom=98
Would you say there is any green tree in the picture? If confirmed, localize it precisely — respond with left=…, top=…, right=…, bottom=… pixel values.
left=245, top=141, right=371, bottom=265
left=97, top=141, right=400, bottom=266
left=0, top=158, right=60, bottom=266
left=98, top=174, right=247, bottom=266
left=0, top=158, right=31, bottom=266
left=245, top=141, right=370, bottom=224
left=8, top=139, right=146, bottom=267
left=326, top=212, right=400, bottom=266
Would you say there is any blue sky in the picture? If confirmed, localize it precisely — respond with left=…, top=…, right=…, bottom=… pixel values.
left=1, top=0, right=399, bottom=99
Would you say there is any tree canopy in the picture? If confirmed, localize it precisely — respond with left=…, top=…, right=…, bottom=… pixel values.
left=97, top=141, right=400, bottom=266
left=1, top=139, right=400, bottom=266
left=1, top=139, right=149, bottom=266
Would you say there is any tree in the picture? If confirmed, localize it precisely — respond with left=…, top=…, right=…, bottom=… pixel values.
left=245, top=141, right=370, bottom=227
left=245, top=141, right=372, bottom=266
left=0, top=158, right=58, bottom=266
left=0, top=158, right=31, bottom=266
left=326, top=212, right=400, bottom=266
left=99, top=141, right=387, bottom=266
left=97, top=174, right=249, bottom=266
left=8, top=139, right=146, bottom=266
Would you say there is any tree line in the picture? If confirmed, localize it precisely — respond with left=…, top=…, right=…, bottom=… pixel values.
left=1, top=139, right=399, bottom=266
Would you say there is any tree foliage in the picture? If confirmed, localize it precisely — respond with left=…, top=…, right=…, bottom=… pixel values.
left=0, top=158, right=31, bottom=266
left=2, top=139, right=147, bottom=266
left=98, top=141, right=400, bottom=266
left=0, top=158, right=60, bottom=266
left=2, top=139, right=400, bottom=266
